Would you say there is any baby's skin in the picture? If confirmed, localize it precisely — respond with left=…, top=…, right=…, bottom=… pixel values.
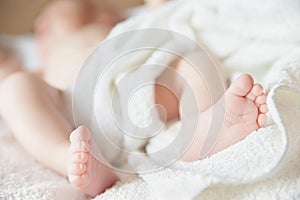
left=0, top=0, right=268, bottom=198
left=34, top=0, right=122, bottom=90
left=67, top=74, right=267, bottom=196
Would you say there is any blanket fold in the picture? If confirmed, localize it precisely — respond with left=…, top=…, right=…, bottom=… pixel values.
left=1, top=0, right=300, bottom=199
left=93, top=0, right=300, bottom=199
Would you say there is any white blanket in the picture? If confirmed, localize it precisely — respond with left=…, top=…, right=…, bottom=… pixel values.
left=92, top=0, right=300, bottom=199
left=1, top=0, right=300, bottom=199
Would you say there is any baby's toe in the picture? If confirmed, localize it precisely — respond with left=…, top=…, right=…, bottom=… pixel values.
left=69, top=174, right=89, bottom=187
left=68, top=163, right=87, bottom=175
left=246, top=84, right=263, bottom=100
left=69, top=141, right=89, bottom=154
left=70, top=130, right=80, bottom=143
left=255, top=93, right=267, bottom=105
left=252, top=84, right=263, bottom=96
left=228, top=74, right=254, bottom=97
left=257, top=114, right=267, bottom=127
left=259, top=103, right=268, bottom=114
left=69, top=152, right=88, bottom=164
left=77, top=126, right=91, bottom=142
left=70, top=126, right=91, bottom=143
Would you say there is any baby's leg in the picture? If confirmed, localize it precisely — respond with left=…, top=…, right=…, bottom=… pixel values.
left=0, top=72, right=119, bottom=196
left=155, top=53, right=268, bottom=161
left=1, top=32, right=117, bottom=198
left=0, top=72, right=72, bottom=175
left=155, top=51, right=226, bottom=120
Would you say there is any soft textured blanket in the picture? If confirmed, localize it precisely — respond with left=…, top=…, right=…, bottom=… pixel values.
left=1, top=0, right=300, bottom=199
left=92, top=0, right=300, bottom=199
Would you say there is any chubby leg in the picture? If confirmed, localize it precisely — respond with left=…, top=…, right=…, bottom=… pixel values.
left=154, top=53, right=268, bottom=161
left=0, top=72, right=119, bottom=196
left=155, top=51, right=226, bottom=121
left=0, top=72, right=72, bottom=175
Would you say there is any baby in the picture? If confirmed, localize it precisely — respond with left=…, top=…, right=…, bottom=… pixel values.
left=0, top=0, right=268, bottom=197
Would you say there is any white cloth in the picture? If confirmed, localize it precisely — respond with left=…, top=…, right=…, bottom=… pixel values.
left=91, top=0, right=300, bottom=199
left=1, top=0, right=300, bottom=199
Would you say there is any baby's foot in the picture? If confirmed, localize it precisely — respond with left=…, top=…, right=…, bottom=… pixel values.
left=209, top=74, right=268, bottom=155
left=68, top=126, right=119, bottom=197
left=0, top=49, right=21, bottom=80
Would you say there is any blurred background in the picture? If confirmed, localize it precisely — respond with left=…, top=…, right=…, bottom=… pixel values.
left=0, top=0, right=143, bottom=34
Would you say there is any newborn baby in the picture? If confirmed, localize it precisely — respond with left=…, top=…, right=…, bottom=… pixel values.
left=0, top=0, right=268, bottom=197
left=34, top=0, right=123, bottom=89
